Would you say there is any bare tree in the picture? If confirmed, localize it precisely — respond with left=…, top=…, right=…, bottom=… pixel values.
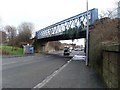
left=17, top=22, right=34, bottom=46
left=99, top=0, right=120, bottom=18
left=4, top=25, right=17, bottom=50
left=4, top=25, right=17, bottom=45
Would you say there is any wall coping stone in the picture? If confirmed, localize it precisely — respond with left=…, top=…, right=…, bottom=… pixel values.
left=103, top=44, right=120, bottom=52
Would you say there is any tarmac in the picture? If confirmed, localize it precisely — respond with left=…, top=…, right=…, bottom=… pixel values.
left=42, top=59, right=107, bottom=88
left=2, top=51, right=107, bottom=88
left=30, top=51, right=107, bottom=88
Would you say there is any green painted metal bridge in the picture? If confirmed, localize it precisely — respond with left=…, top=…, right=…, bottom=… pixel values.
left=36, top=8, right=98, bottom=41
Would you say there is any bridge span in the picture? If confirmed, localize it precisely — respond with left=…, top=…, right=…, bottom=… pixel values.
left=36, top=8, right=98, bottom=41
left=35, top=8, right=98, bottom=52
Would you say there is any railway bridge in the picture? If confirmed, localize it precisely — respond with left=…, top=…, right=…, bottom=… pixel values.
left=35, top=8, right=98, bottom=52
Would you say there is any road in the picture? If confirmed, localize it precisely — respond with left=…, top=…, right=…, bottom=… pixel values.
left=2, top=51, right=106, bottom=88
left=49, top=50, right=85, bottom=56
left=2, top=54, right=71, bottom=88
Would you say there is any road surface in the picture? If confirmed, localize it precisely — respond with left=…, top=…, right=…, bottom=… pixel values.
left=2, top=51, right=106, bottom=88
left=2, top=54, right=71, bottom=88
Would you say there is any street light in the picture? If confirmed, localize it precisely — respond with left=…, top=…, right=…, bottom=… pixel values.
left=86, top=0, right=89, bottom=66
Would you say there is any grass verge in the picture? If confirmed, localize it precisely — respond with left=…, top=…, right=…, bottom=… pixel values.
left=0, top=45, right=23, bottom=55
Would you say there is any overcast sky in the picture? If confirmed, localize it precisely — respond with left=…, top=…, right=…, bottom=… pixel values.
left=0, top=0, right=117, bottom=45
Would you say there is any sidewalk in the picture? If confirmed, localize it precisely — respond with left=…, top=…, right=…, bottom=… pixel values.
left=42, top=60, right=106, bottom=88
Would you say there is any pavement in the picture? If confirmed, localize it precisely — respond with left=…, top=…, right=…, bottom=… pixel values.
left=33, top=51, right=107, bottom=88
left=41, top=60, right=106, bottom=88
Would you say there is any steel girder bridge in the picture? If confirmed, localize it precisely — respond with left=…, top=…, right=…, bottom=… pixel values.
left=36, top=8, right=98, bottom=41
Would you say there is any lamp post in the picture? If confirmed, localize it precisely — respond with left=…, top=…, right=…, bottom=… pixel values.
left=86, top=0, right=89, bottom=66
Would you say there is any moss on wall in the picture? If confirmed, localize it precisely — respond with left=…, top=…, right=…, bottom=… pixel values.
left=89, top=18, right=120, bottom=77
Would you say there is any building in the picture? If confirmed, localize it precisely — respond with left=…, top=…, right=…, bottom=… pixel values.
left=0, top=31, right=7, bottom=44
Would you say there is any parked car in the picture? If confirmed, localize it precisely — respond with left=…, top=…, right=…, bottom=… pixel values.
left=63, top=47, right=70, bottom=55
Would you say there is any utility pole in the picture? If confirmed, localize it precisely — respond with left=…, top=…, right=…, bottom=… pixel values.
left=86, top=0, right=89, bottom=66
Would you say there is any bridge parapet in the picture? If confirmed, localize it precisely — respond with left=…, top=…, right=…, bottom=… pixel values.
left=36, top=8, right=98, bottom=39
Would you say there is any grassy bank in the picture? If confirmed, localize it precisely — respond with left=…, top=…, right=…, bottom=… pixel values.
left=0, top=45, right=23, bottom=55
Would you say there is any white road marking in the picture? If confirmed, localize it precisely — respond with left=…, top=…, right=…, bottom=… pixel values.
left=72, top=55, right=86, bottom=61
left=2, top=61, right=19, bottom=65
left=33, top=59, right=72, bottom=89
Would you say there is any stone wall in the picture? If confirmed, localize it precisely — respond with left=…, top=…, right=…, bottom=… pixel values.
left=34, top=40, right=57, bottom=53
left=102, top=44, right=120, bottom=88
left=34, top=39, right=47, bottom=53
left=89, top=18, right=120, bottom=88
left=45, top=42, right=55, bottom=53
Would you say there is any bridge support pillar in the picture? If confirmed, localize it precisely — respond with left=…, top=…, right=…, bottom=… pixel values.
left=34, top=40, right=47, bottom=53
left=35, top=40, right=55, bottom=53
